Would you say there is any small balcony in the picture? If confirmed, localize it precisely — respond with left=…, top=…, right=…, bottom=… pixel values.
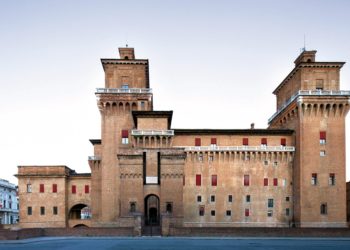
left=131, top=130, right=174, bottom=136
left=96, top=88, right=152, bottom=94
left=175, top=145, right=295, bottom=152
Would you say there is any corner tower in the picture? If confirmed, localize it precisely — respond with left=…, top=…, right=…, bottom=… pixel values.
left=89, top=47, right=153, bottom=224
left=269, top=50, right=350, bottom=227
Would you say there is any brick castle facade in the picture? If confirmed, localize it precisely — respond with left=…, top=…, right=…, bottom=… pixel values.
left=16, top=48, right=350, bottom=229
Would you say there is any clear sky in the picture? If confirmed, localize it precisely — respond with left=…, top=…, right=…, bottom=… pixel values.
left=1, top=0, right=350, bottom=184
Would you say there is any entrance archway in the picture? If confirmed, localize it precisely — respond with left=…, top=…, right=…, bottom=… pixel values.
left=144, top=194, right=159, bottom=225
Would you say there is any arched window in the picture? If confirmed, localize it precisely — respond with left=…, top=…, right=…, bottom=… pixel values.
left=130, top=202, right=136, bottom=213
left=320, top=203, right=327, bottom=215
left=166, top=202, right=173, bottom=213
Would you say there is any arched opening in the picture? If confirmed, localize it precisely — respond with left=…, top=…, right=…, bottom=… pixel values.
left=73, top=224, right=89, bottom=228
left=124, top=56, right=129, bottom=60
left=144, top=194, right=159, bottom=225
left=69, top=204, right=91, bottom=220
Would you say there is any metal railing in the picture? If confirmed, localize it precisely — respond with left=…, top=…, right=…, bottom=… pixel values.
left=268, top=90, right=350, bottom=123
left=174, top=145, right=295, bottom=152
left=131, top=130, right=174, bottom=136
left=96, top=88, right=152, bottom=94
left=88, top=156, right=101, bottom=160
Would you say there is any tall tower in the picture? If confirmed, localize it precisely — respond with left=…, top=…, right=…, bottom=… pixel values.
left=269, top=50, right=350, bottom=227
left=89, top=47, right=153, bottom=223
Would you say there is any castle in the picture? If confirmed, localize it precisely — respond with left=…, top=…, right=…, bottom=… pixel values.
left=16, top=47, right=350, bottom=230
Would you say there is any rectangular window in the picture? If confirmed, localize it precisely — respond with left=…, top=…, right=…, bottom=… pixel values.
left=242, top=138, right=249, bottom=146
left=329, top=173, right=335, bottom=186
left=316, top=79, right=324, bottom=90
left=228, top=195, right=233, bottom=202
left=264, top=178, right=268, bottom=186
left=281, top=138, right=286, bottom=146
left=245, top=208, right=250, bottom=217
left=273, top=178, right=278, bottom=186
left=197, top=195, right=202, bottom=202
left=121, top=130, right=129, bottom=144
left=246, top=195, right=251, bottom=202
left=320, top=203, right=327, bottom=215
left=264, top=160, right=269, bottom=166
left=27, top=184, right=32, bottom=193
left=261, top=138, right=267, bottom=146
left=320, top=131, right=326, bottom=144
left=27, top=206, right=32, bottom=215
left=198, top=153, right=203, bottom=162
left=130, top=202, right=136, bottom=212
left=52, top=184, right=57, bottom=193
left=166, top=202, right=173, bottom=213
left=195, top=138, right=201, bottom=147
left=53, top=206, right=58, bottom=215
left=199, top=206, right=205, bottom=216
left=267, top=210, right=273, bottom=217
left=140, top=101, right=145, bottom=110
left=273, top=161, right=278, bottom=167
left=244, top=175, right=250, bottom=186
left=183, top=175, right=185, bottom=186
left=226, top=210, right=232, bottom=216
left=211, top=210, right=215, bottom=216
left=286, top=196, right=290, bottom=202
left=211, top=195, right=215, bottom=202
left=286, top=208, right=290, bottom=216
left=39, top=184, right=44, bottom=193
left=72, top=185, right=77, bottom=194
left=196, top=175, right=201, bottom=186
left=268, top=198, right=274, bottom=208
left=211, top=175, right=217, bottom=186
left=85, top=185, right=90, bottom=194
left=40, top=206, right=45, bottom=215
left=209, top=155, right=214, bottom=161
left=311, top=173, right=318, bottom=185
left=210, top=138, right=217, bottom=146
left=320, top=150, right=326, bottom=157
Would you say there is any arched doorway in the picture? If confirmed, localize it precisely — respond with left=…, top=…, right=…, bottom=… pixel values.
left=144, top=194, right=159, bottom=225
left=68, top=204, right=91, bottom=220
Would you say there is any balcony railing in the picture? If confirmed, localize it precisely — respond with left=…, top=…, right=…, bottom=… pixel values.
left=88, top=156, right=101, bottom=161
left=174, top=145, right=295, bottom=152
left=131, top=129, right=174, bottom=136
left=268, top=90, right=350, bottom=123
left=96, top=88, right=152, bottom=94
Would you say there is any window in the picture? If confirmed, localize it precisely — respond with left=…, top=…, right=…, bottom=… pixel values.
left=286, top=196, right=290, bottom=202
left=197, top=195, right=202, bottom=202
left=264, top=160, right=269, bottom=166
left=329, top=173, right=335, bottom=186
left=39, top=184, right=44, bottom=193
left=121, top=83, right=129, bottom=89
left=72, top=185, right=77, bottom=194
left=316, top=79, right=324, bottom=90
left=320, top=131, right=326, bottom=144
left=311, top=173, right=318, bottom=185
left=244, top=175, right=250, bottom=186
left=198, top=153, right=203, bottom=162
left=183, top=175, right=185, bottom=186
left=40, top=206, right=45, bottom=215
left=140, top=101, right=145, bottom=110
left=228, top=195, right=233, bottom=202
left=245, top=208, right=250, bottom=217
left=195, top=138, right=201, bottom=147
left=199, top=206, right=205, bottom=216
left=273, top=178, right=278, bottom=186
left=27, top=206, right=32, bottom=215
left=267, top=210, right=273, bottom=217
left=211, top=195, right=215, bottom=202
left=85, top=185, right=89, bottom=194
left=320, top=150, right=326, bottom=157
left=282, top=179, right=286, bottom=187
left=268, top=199, right=274, bottom=208
left=261, top=138, right=267, bottom=146
left=226, top=210, right=231, bottom=216
left=209, top=155, right=214, bottom=161
left=242, top=138, right=249, bottom=146
left=286, top=208, right=290, bottom=216
left=210, top=138, right=217, bottom=147
left=52, top=184, right=57, bottom=193
left=273, top=161, right=278, bottom=167
left=27, top=184, right=32, bottom=193
left=211, top=175, right=217, bottom=186
left=264, top=178, right=268, bottom=186
left=320, top=203, right=327, bottom=215
left=196, top=175, right=201, bottom=186
left=166, top=202, right=173, bottom=213
left=121, top=130, right=129, bottom=144
left=281, top=138, right=286, bottom=146
left=53, top=206, right=58, bottom=215
left=211, top=210, right=216, bottom=216
left=130, top=202, right=136, bottom=213
left=246, top=195, right=251, bottom=202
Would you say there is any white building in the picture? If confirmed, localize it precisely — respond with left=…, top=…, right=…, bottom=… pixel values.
left=0, top=179, right=19, bottom=225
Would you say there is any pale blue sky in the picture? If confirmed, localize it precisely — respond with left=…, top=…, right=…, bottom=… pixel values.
left=1, top=0, right=350, bottom=184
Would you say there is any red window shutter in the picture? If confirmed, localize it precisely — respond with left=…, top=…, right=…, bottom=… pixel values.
left=261, top=138, right=267, bottom=145
left=273, top=178, right=278, bottom=186
left=281, top=138, right=286, bottom=146
left=320, top=131, right=326, bottom=140
left=121, top=130, right=129, bottom=138
left=196, top=174, right=201, bottom=186
left=85, top=185, right=89, bottom=194
left=52, top=184, right=57, bottom=193
left=243, top=138, right=249, bottom=146
left=264, top=178, right=268, bottom=186
left=245, top=209, right=250, bottom=217
left=212, top=175, right=217, bottom=186
left=72, top=185, right=76, bottom=194
left=195, top=138, right=201, bottom=146
left=211, top=138, right=217, bottom=145
left=244, top=175, right=250, bottom=186
left=39, top=184, right=44, bottom=193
